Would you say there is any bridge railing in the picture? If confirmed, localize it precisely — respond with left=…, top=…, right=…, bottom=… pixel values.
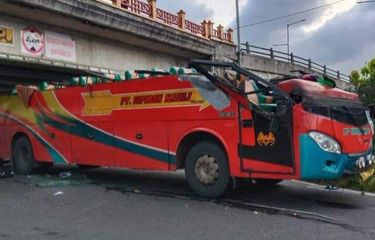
left=241, top=42, right=350, bottom=82
left=97, top=0, right=234, bottom=44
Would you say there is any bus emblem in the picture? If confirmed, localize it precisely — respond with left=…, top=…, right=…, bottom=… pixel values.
left=257, top=132, right=276, bottom=147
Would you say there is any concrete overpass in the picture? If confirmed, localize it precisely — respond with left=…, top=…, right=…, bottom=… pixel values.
left=240, top=44, right=352, bottom=90
left=0, top=0, right=235, bottom=92
left=0, top=0, right=350, bottom=93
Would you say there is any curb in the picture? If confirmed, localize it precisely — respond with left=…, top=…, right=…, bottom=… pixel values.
left=291, top=180, right=375, bottom=197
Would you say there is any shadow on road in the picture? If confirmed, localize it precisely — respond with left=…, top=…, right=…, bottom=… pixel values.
left=4, top=166, right=375, bottom=235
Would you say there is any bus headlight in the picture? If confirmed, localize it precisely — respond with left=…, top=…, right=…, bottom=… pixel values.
left=308, top=131, right=341, bottom=154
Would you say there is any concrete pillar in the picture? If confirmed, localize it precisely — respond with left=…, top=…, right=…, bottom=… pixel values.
left=207, top=20, right=214, bottom=38
left=114, top=0, right=122, bottom=8
left=217, top=24, right=224, bottom=40
left=178, top=10, right=186, bottom=30
left=148, top=0, right=157, bottom=19
left=226, top=28, right=234, bottom=42
left=201, top=20, right=209, bottom=38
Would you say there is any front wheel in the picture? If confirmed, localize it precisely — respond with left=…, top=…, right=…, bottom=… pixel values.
left=185, top=141, right=231, bottom=198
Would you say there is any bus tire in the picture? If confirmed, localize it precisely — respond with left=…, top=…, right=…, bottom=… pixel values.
left=12, top=137, right=35, bottom=175
left=185, top=141, right=230, bottom=198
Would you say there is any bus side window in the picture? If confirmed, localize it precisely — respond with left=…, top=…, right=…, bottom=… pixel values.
left=183, top=75, right=231, bottom=111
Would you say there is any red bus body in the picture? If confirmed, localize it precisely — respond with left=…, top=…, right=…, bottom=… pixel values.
left=0, top=70, right=374, bottom=194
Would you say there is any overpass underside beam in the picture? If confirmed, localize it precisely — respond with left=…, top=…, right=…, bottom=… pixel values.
left=0, top=58, right=102, bottom=93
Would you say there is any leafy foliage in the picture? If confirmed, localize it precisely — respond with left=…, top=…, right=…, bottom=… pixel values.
left=350, top=58, right=375, bottom=105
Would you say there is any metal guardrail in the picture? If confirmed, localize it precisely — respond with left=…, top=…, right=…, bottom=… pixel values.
left=241, top=42, right=351, bottom=83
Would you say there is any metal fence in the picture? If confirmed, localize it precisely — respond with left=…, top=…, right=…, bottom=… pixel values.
left=241, top=42, right=351, bottom=82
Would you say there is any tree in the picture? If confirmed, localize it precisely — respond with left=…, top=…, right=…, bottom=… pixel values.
left=350, top=58, right=375, bottom=106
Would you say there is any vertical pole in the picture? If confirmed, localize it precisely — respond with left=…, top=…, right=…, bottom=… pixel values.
left=287, top=24, right=290, bottom=62
left=236, top=0, right=241, bottom=65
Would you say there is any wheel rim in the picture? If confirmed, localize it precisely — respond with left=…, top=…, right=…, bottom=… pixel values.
left=194, top=154, right=220, bottom=185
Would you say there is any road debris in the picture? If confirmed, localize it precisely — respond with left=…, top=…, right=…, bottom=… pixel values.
left=0, top=161, right=14, bottom=178
left=23, top=170, right=92, bottom=188
left=134, top=189, right=142, bottom=194
left=59, top=172, right=72, bottom=179
left=326, top=185, right=338, bottom=190
left=54, top=191, right=64, bottom=196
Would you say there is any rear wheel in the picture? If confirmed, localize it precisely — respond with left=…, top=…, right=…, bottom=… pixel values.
left=185, top=141, right=230, bottom=198
left=12, top=137, right=35, bottom=174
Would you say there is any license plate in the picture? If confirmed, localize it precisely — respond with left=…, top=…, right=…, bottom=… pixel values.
left=360, top=167, right=375, bottom=182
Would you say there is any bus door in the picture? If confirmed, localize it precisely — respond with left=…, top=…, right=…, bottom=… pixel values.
left=187, top=59, right=295, bottom=174
left=239, top=90, right=295, bottom=174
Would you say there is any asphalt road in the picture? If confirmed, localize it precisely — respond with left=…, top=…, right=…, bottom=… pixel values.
left=0, top=167, right=374, bottom=240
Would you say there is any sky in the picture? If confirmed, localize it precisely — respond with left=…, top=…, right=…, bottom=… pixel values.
left=157, top=0, right=375, bottom=75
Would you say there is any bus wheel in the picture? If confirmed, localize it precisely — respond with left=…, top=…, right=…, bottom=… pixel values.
left=185, top=141, right=230, bottom=198
left=12, top=137, right=35, bottom=175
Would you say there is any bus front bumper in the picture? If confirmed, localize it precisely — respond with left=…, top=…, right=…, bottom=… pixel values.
left=299, top=134, right=374, bottom=180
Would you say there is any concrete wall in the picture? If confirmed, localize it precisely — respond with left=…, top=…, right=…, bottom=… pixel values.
left=0, top=15, right=188, bottom=73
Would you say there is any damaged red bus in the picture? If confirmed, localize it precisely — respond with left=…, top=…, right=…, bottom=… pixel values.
left=0, top=60, right=373, bottom=197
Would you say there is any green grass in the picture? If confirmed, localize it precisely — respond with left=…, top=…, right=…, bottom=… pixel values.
left=315, top=138, right=374, bottom=192
left=322, top=135, right=375, bottom=192
left=316, top=166, right=375, bottom=192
